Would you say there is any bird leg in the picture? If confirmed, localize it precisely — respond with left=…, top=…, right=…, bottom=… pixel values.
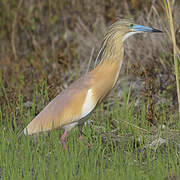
left=78, top=124, right=86, bottom=141
left=78, top=124, right=91, bottom=147
left=60, top=131, right=67, bottom=150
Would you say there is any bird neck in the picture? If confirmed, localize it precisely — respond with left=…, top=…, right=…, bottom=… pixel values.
left=95, top=32, right=125, bottom=66
left=100, top=43, right=124, bottom=65
left=89, top=34, right=125, bottom=102
left=90, top=40, right=124, bottom=102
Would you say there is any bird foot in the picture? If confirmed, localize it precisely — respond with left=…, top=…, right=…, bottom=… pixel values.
left=79, top=135, right=91, bottom=147
left=60, top=131, right=91, bottom=150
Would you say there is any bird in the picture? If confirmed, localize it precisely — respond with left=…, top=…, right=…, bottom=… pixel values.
left=23, top=19, right=162, bottom=149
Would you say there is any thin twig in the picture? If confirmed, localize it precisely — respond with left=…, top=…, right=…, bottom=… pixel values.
left=113, top=119, right=152, bottom=134
left=86, top=47, right=95, bottom=74
left=11, top=0, right=23, bottom=61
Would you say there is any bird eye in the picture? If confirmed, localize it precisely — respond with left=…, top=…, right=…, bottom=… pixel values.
left=128, top=23, right=134, bottom=28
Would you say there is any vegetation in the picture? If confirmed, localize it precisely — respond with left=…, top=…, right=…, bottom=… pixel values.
left=0, top=0, right=179, bottom=179
left=163, top=0, right=180, bottom=116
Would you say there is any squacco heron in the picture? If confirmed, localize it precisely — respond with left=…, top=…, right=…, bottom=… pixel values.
left=24, top=19, right=162, bottom=149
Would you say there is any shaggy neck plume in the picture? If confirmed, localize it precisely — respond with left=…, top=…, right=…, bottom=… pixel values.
left=95, top=28, right=125, bottom=66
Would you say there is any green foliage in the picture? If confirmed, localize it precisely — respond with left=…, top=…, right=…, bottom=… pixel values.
left=0, top=82, right=180, bottom=179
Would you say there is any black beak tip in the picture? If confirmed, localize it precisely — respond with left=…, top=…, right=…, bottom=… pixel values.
left=152, top=28, right=163, bottom=33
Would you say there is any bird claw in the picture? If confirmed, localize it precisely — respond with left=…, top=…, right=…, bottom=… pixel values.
left=79, top=135, right=91, bottom=147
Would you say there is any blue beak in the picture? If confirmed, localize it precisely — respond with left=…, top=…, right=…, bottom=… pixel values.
left=132, top=24, right=163, bottom=33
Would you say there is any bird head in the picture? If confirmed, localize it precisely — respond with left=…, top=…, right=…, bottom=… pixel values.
left=97, top=19, right=163, bottom=63
left=106, top=19, right=163, bottom=43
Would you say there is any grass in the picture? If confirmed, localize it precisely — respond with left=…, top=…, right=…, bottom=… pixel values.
left=0, top=80, right=180, bottom=179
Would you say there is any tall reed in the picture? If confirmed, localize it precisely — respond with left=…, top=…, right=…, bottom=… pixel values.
left=163, top=0, right=180, bottom=116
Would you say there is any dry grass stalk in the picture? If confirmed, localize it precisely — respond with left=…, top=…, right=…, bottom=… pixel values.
left=163, top=0, right=180, bottom=116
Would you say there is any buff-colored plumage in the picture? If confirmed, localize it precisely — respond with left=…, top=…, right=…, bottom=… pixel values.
left=24, top=19, right=162, bottom=149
